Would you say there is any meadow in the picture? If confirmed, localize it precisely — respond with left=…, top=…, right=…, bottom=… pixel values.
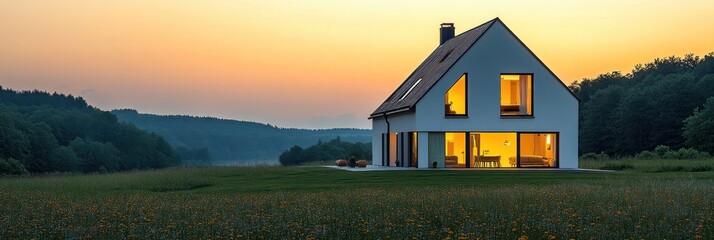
left=0, top=161, right=713, bottom=239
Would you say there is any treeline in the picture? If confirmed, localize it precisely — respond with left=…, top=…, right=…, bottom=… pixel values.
left=279, top=137, right=371, bottom=166
left=570, top=53, right=714, bottom=156
left=112, top=109, right=371, bottom=163
left=0, top=86, right=180, bottom=174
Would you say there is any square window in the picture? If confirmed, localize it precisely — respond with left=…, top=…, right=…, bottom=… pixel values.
left=500, top=74, right=532, bottom=116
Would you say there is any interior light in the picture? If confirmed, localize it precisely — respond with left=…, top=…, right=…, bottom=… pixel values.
left=501, top=75, right=520, bottom=81
left=546, top=135, right=552, bottom=150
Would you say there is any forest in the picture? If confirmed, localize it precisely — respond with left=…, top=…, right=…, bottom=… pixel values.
left=570, top=53, right=714, bottom=156
left=112, top=109, right=370, bottom=164
left=279, top=137, right=371, bottom=166
left=0, top=87, right=180, bottom=174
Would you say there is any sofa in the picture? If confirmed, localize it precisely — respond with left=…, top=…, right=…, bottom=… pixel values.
left=508, top=155, right=548, bottom=167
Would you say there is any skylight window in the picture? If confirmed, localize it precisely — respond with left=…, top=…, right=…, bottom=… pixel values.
left=399, top=78, right=422, bottom=101
left=439, top=49, right=454, bottom=63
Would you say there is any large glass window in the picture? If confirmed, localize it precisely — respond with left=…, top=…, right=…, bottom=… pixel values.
left=500, top=74, right=532, bottom=116
left=469, top=133, right=517, bottom=168
left=445, top=132, right=466, bottom=167
left=519, top=133, right=557, bottom=167
left=445, top=74, right=467, bottom=116
left=409, top=132, right=418, bottom=168
left=388, top=133, right=398, bottom=166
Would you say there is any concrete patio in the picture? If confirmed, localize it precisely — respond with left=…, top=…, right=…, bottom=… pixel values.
left=324, top=165, right=613, bottom=172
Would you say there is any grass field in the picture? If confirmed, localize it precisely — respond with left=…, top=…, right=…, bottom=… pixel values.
left=581, top=158, right=714, bottom=172
left=1, top=162, right=713, bottom=239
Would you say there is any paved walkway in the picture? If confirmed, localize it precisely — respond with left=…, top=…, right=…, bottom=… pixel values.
left=323, top=165, right=613, bottom=172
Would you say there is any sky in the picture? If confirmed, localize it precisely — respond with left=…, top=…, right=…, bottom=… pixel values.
left=1, top=0, right=714, bottom=129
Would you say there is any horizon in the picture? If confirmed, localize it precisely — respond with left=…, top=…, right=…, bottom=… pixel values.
left=2, top=1, right=714, bottom=129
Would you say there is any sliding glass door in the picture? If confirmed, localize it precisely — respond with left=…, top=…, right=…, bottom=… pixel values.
left=429, top=131, right=558, bottom=168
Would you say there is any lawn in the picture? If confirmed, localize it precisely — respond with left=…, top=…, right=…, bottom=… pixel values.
left=1, top=164, right=713, bottom=239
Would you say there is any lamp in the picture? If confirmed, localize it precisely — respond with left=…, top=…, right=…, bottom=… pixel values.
left=546, top=135, right=552, bottom=150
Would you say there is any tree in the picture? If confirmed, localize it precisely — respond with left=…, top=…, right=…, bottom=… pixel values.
left=70, top=138, right=121, bottom=173
left=683, top=97, right=714, bottom=153
left=279, top=145, right=304, bottom=166
left=580, top=85, right=624, bottom=154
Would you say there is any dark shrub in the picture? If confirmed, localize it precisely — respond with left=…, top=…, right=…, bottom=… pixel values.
left=654, top=145, right=671, bottom=157
left=0, top=158, right=28, bottom=175
left=600, top=163, right=634, bottom=171
left=654, top=166, right=686, bottom=172
left=580, top=152, right=609, bottom=160
left=348, top=156, right=356, bottom=168
left=690, top=165, right=714, bottom=172
left=636, top=151, right=657, bottom=160
left=662, top=151, right=679, bottom=160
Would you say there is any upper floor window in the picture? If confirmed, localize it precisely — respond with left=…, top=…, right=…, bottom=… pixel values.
left=500, top=74, right=532, bottom=116
left=445, top=73, right=467, bottom=116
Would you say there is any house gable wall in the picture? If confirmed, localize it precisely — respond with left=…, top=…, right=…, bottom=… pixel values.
left=413, top=20, right=579, bottom=167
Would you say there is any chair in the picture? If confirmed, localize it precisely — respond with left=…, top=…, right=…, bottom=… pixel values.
left=477, top=155, right=501, bottom=168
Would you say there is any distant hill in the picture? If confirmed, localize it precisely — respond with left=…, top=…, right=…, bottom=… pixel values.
left=111, top=109, right=371, bottom=164
left=0, top=87, right=179, bottom=174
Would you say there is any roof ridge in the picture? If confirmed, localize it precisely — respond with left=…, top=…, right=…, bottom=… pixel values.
left=370, top=18, right=498, bottom=117
left=450, top=18, right=499, bottom=40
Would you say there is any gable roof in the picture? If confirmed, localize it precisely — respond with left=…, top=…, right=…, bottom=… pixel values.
left=370, top=19, right=496, bottom=117
left=370, top=18, right=579, bottom=118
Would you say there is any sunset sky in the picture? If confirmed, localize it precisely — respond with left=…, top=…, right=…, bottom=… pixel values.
left=2, top=1, right=714, bottom=129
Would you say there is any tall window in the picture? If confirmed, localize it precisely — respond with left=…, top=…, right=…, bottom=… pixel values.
left=409, top=132, right=418, bottom=168
left=445, top=74, right=467, bottom=116
left=500, top=74, right=532, bottom=116
left=388, top=133, right=398, bottom=166
left=444, top=132, right=466, bottom=167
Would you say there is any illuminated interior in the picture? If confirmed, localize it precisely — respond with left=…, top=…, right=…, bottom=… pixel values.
left=436, top=132, right=558, bottom=168
left=388, top=133, right=397, bottom=166
left=500, top=74, right=532, bottom=116
left=409, top=132, right=418, bottom=167
left=519, top=133, right=557, bottom=167
left=444, top=74, right=467, bottom=115
left=468, top=133, right=517, bottom=168
left=444, top=132, right=466, bottom=167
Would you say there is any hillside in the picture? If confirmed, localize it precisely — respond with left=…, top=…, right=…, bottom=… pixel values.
left=569, top=53, right=714, bottom=156
left=111, top=109, right=371, bottom=164
left=0, top=87, right=179, bottom=174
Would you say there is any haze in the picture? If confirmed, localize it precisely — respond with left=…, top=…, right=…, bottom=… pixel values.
left=2, top=0, right=713, bottom=129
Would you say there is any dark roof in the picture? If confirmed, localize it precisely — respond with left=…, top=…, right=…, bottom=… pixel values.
left=370, top=19, right=496, bottom=117
left=370, top=18, right=579, bottom=118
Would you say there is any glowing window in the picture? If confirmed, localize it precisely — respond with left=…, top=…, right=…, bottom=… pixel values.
left=399, top=78, right=422, bottom=101
left=444, top=74, right=467, bottom=116
left=500, top=74, right=532, bottom=116
left=519, top=133, right=557, bottom=167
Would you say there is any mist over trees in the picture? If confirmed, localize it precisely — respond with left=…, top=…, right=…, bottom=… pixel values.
left=0, top=87, right=180, bottom=174
left=570, top=53, right=714, bottom=156
left=112, top=109, right=371, bottom=164
left=279, top=137, right=371, bottom=166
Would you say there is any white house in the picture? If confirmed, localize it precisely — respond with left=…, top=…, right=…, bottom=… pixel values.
left=370, top=18, right=579, bottom=169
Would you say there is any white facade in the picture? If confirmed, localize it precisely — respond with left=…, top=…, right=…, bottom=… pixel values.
left=371, top=19, right=579, bottom=169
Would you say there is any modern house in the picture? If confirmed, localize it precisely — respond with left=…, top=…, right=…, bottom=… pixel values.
left=369, top=18, right=579, bottom=169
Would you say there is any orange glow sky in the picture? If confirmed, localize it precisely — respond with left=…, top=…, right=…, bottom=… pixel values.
left=1, top=1, right=713, bottom=129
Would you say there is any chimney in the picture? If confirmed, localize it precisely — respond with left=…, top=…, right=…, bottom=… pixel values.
left=440, top=23, right=455, bottom=45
